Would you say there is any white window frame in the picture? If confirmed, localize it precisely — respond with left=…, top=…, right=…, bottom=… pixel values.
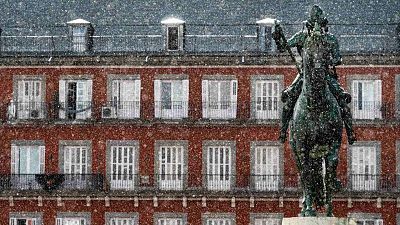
left=59, top=78, right=92, bottom=120
left=350, top=78, right=382, bottom=120
left=250, top=142, right=283, bottom=191
left=9, top=212, right=42, bottom=225
left=155, top=141, right=187, bottom=190
left=348, top=142, right=381, bottom=191
left=251, top=75, right=283, bottom=120
left=12, top=77, right=45, bottom=120
left=105, top=212, right=138, bottom=225
left=202, top=78, right=237, bottom=119
left=154, top=79, right=189, bottom=119
left=108, top=75, right=141, bottom=119
left=250, top=213, right=283, bottom=225
left=161, top=18, right=185, bottom=51
left=56, top=212, right=90, bottom=225
left=107, top=140, right=139, bottom=190
left=71, top=26, right=88, bottom=53
left=202, top=214, right=235, bottom=225
left=203, top=141, right=236, bottom=191
left=154, top=213, right=187, bottom=225
left=11, top=142, right=45, bottom=190
left=59, top=141, right=92, bottom=189
left=348, top=213, right=383, bottom=225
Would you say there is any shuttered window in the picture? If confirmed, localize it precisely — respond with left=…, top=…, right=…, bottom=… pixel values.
left=111, top=79, right=141, bottom=119
left=352, top=80, right=382, bottom=119
left=154, top=79, right=189, bottom=119
left=202, top=79, right=237, bottom=119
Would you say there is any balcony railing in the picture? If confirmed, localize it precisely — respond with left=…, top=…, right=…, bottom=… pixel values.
left=156, top=174, right=186, bottom=190
left=58, top=101, right=92, bottom=120
left=253, top=100, right=280, bottom=120
left=352, top=101, right=382, bottom=120
left=155, top=101, right=188, bottom=119
left=102, top=101, right=140, bottom=119
left=346, top=174, right=397, bottom=192
left=203, top=101, right=237, bottom=119
left=1, top=173, right=399, bottom=194
left=7, top=101, right=47, bottom=120
left=0, top=174, right=104, bottom=191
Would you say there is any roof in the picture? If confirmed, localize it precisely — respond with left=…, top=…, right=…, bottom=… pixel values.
left=0, top=0, right=398, bottom=54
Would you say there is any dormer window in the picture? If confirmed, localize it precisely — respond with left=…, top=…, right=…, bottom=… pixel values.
left=256, top=18, right=276, bottom=52
left=161, top=18, right=185, bottom=51
left=67, top=19, right=94, bottom=53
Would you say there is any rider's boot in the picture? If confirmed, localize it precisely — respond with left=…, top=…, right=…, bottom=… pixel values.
left=279, top=103, right=293, bottom=143
left=341, top=102, right=357, bottom=145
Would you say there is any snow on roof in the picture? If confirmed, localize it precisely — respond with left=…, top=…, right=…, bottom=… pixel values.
left=67, top=18, right=91, bottom=25
left=256, top=18, right=276, bottom=25
left=161, top=17, right=185, bottom=25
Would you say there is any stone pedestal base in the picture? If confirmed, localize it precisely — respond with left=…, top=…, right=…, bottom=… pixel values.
left=282, top=217, right=356, bottom=225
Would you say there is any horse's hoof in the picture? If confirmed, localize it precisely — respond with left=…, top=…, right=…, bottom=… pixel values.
left=304, top=209, right=317, bottom=217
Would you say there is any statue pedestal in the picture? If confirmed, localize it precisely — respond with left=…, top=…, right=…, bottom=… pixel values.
left=282, top=217, right=356, bottom=225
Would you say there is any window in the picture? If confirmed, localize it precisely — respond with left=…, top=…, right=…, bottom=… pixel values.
left=251, top=76, right=282, bottom=120
left=349, top=213, right=383, bottom=225
left=155, top=141, right=188, bottom=190
left=203, top=141, right=236, bottom=191
left=256, top=18, right=275, bottom=52
left=67, top=19, right=93, bottom=53
left=168, top=27, right=179, bottom=51
left=351, top=79, right=382, bottom=119
left=349, top=142, right=381, bottom=191
left=11, top=142, right=45, bottom=190
left=251, top=142, right=282, bottom=191
left=108, top=76, right=141, bottom=119
left=107, top=141, right=139, bottom=190
left=154, top=213, right=186, bottom=225
left=59, top=79, right=92, bottom=120
left=154, top=79, right=189, bottom=119
left=59, top=141, right=92, bottom=189
left=161, top=18, right=185, bottom=51
left=202, top=214, right=235, bottom=225
left=9, top=213, right=42, bottom=225
left=250, top=213, right=283, bottom=225
left=202, top=78, right=237, bottom=119
left=105, top=212, right=138, bottom=225
left=72, top=27, right=87, bottom=52
left=56, top=213, right=90, bottom=225
left=9, top=76, right=45, bottom=120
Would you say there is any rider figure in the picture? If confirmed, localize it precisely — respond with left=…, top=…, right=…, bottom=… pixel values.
left=274, top=5, right=357, bottom=145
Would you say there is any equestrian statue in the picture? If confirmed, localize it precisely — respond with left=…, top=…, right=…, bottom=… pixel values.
left=272, top=5, right=356, bottom=216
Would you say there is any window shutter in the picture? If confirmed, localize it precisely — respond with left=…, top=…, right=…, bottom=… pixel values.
left=182, top=79, right=189, bottom=118
left=375, top=80, right=382, bottom=119
left=231, top=80, right=238, bottom=118
left=9, top=218, right=16, bottom=225
left=17, top=80, right=24, bottom=103
left=86, top=80, right=93, bottom=119
left=59, top=80, right=66, bottom=119
left=351, top=147, right=358, bottom=175
left=39, top=145, right=45, bottom=173
left=134, top=79, right=141, bottom=118
left=202, top=80, right=208, bottom=118
left=11, top=145, right=18, bottom=173
left=154, top=80, right=161, bottom=118
left=56, top=218, right=63, bottom=225
left=376, top=219, right=383, bottom=225
left=352, top=81, right=359, bottom=118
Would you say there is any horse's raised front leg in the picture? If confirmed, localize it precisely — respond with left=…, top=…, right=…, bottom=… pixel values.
left=324, top=143, right=341, bottom=217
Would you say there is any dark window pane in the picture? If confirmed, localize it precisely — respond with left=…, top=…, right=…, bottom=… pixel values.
left=168, top=27, right=179, bottom=50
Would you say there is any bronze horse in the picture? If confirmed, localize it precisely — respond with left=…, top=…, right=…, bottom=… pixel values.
left=289, top=23, right=343, bottom=216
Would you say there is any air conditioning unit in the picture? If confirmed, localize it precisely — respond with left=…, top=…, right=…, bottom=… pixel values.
left=101, top=107, right=116, bottom=119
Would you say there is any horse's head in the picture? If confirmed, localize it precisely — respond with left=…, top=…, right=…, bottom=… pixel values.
left=302, top=22, right=331, bottom=109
